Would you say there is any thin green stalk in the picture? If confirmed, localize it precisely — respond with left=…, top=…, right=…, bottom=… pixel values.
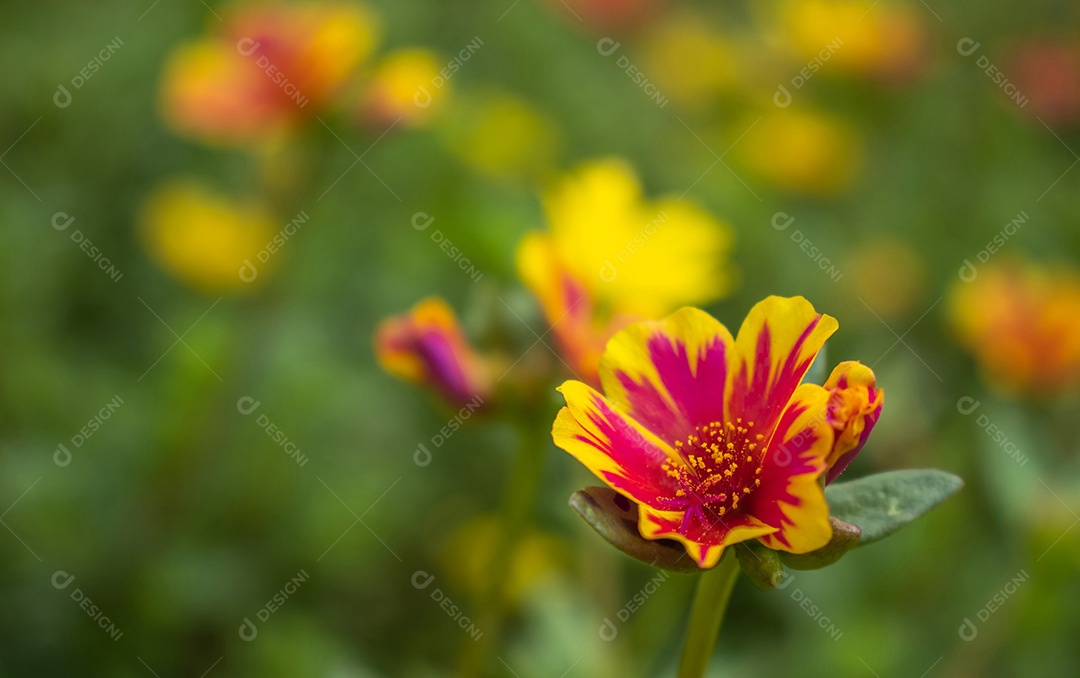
left=457, top=418, right=546, bottom=677
left=677, top=554, right=741, bottom=678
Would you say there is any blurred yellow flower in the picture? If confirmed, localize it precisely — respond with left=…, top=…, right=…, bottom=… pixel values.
left=445, top=91, right=561, bottom=182
left=735, top=108, right=861, bottom=196
left=948, top=257, right=1080, bottom=396
left=773, top=0, right=929, bottom=82
left=640, top=13, right=741, bottom=110
left=441, top=514, right=564, bottom=606
left=845, top=236, right=928, bottom=320
left=139, top=180, right=275, bottom=293
left=160, top=1, right=378, bottom=146
left=516, top=159, right=735, bottom=384
left=359, top=48, right=448, bottom=128
left=1028, top=487, right=1080, bottom=565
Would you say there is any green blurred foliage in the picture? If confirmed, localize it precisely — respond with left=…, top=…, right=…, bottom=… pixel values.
left=2, top=0, right=1080, bottom=676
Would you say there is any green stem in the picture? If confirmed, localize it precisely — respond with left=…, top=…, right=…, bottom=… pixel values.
left=677, top=554, right=741, bottom=678
left=457, top=418, right=546, bottom=677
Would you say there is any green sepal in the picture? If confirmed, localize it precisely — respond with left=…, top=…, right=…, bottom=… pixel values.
left=568, top=486, right=701, bottom=574
left=736, top=540, right=787, bottom=590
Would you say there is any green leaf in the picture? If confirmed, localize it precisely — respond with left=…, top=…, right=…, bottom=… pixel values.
left=825, top=469, right=963, bottom=545
left=568, top=487, right=701, bottom=574
left=779, top=517, right=861, bottom=570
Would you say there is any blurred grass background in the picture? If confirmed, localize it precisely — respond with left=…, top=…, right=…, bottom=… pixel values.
left=2, top=0, right=1080, bottom=676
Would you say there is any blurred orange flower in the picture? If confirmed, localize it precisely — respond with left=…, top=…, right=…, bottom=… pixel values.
left=160, top=1, right=377, bottom=146
left=948, top=257, right=1080, bottom=396
left=375, top=297, right=493, bottom=408
left=138, top=179, right=275, bottom=293
left=516, top=158, right=735, bottom=385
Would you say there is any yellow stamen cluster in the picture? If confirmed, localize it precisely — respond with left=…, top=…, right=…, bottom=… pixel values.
left=662, top=419, right=765, bottom=515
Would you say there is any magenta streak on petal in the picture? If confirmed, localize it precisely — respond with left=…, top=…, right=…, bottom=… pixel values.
left=744, top=401, right=822, bottom=548
left=616, top=371, right=689, bottom=443
left=414, top=330, right=473, bottom=404
left=611, top=331, right=728, bottom=449
left=601, top=470, right=692, bottom=512
left=560, top=272, right=588, bottom=317
left=556, top=271, right=593, bottom=332
left=647, top=332, right=728, bottom=428
left=574, top=396, right=680, bottom=509
left=647, top=503, right=757, bottom=552
left=547, top=272, right=594, bottom=365
left=731, top=317, right=822, bottom=439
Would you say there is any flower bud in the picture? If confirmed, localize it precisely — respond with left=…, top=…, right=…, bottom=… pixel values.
left=823, top=361, right=883, bottom=484
left=375, top=298, right=492, bottom=408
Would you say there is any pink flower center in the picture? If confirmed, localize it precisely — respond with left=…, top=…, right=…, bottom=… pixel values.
left=661, top=419, right=764, bottom=521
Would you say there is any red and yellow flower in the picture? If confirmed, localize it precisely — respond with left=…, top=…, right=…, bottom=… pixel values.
left=552, top=297, right=882, bottom=568
left=160, top=1, right=377, bottom=146
left=517, top=159, right=735, bottom=386
left=375, top=297, right=493, bottom=407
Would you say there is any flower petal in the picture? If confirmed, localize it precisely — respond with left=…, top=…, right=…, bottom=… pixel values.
left=516, top=231, right=608, bottom=385
left=747, top=383, right=834, bottom=554
left=823, top=361, right=884, bottom=484
left=541, top=159, right=735, bottom=319
left=599, top=307, right=734, bottom=445
left=729, top=296, right=838, bottom=437
left=553, top=380, right=687, bottom=511
left=638, top=506, right=777, bottom=569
